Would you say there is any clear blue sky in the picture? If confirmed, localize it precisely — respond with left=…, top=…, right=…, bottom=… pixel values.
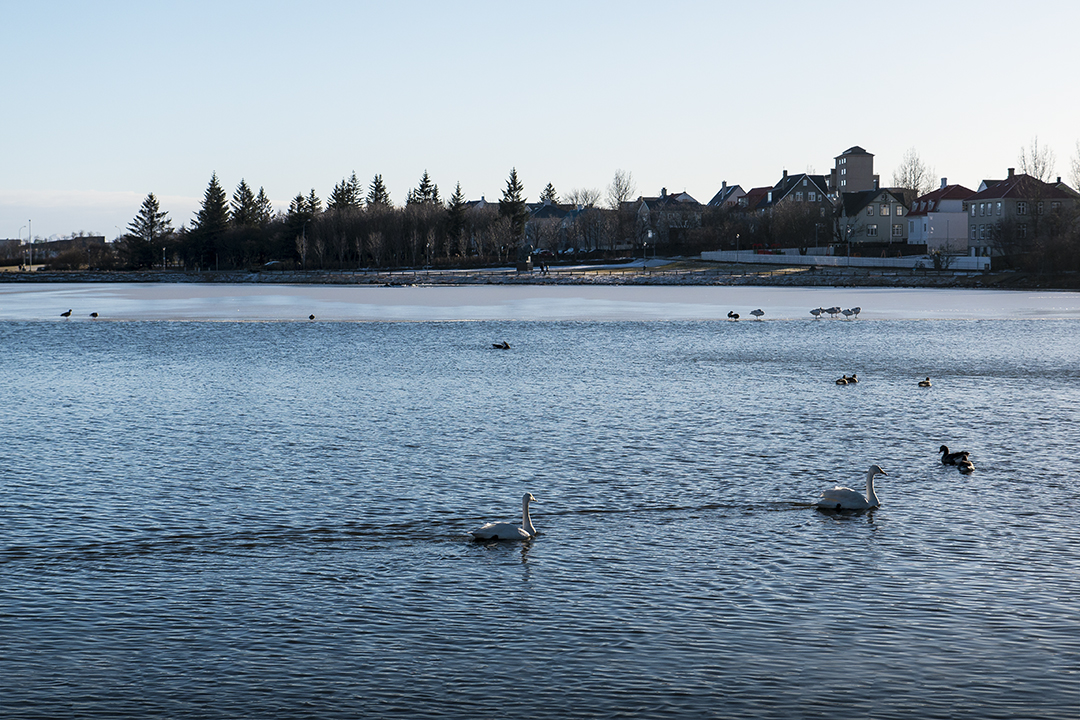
left=4, top=0, right=1079, bottom=240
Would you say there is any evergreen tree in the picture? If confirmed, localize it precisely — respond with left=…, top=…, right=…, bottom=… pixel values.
left=366, top=174, right=392, bottom=208
left=189, top=173, right=230, bottom=267
left=447, top=182, right=467, bottom=252
left=328, top=171, right=363, bottom=210
left=254, top=187, right=274, bottom=225
left=122, top=192, right=173, bottom=268
left=499, top=167, right=527, bottom=238
left=408, top=170, right=438, bottom=206
left=540, top=182, right=559, bottom=204
left=230, top=179, right=260, bottom=227
left=306, top=188, right=322, bottom=215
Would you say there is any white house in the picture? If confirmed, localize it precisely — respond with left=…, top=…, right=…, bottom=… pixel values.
left=906, top=180, right=975, bottom=253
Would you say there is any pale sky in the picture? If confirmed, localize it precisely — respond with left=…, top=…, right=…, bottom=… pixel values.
left=4, top=0, right=1079, bottom=241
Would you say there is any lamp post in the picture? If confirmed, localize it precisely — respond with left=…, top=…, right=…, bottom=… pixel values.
left=27, top=219, right=32, bottom=268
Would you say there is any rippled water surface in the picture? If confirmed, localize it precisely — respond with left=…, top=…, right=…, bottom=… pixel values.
left=3, top=303, right=1079, bottom=719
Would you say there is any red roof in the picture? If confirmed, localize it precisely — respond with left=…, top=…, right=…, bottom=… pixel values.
left=907, top=184, right=975, bottom=217
left=968, top=172, right=1074, bottom=202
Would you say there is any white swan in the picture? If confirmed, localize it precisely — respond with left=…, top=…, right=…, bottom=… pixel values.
left=818, top=464, right=887, bottom=511
left=810, top=307, right=824, bottom=319
left=841, top=308, right=855, bottom=319
left=750, top=309, right=764, bottom=320
left=470, top=493, right=537, bottom=540
left=851, top=306, right=861, bottom=318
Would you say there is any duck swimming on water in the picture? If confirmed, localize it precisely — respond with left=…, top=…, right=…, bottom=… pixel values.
left=919, top=377, right=932, bottom=387
left=939, top=445, right=969, bottom=465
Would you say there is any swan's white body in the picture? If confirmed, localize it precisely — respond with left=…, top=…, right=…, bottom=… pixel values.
left=826, top=306, right=841, bottom=318
left=818, top=464, right=887, bottom=510
left=851, top=307, right=861, bottom=318
left=470, top=493, right=537, bottom=540
left=810, top=307, right=824, bottom=319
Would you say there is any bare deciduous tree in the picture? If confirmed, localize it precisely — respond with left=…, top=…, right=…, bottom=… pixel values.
left=566, top=187, right=601, bottom=207
left=1069, top=140, right=1080, bottom=191
left=1019, top=136, right=1056, bottom=182
left=891, top=148, right=935, bottom=198
left=606, top=169, right=637, bottom=209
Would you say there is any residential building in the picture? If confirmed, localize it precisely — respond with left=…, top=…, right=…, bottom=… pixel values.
left=906, top=180, right=975, bottom=253
left=624, top=188, right=703, bottom=245
left=965, top=168, right=1078, bottom=257
left=707, top=181, right=745, bottom=208
left=838, top=188, right=911, bottom=247
left=829, top=146, right=878, bottom=194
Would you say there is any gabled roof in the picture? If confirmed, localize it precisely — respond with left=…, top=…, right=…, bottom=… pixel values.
left=764, top=172, right=830, bottom=208
left=968, top=171, right=1076, bottom=202
left=707, top=183, right=744, bottom=207
left=840, top=187, right=907, bottom=216
left=528, top=202, right=570, bottom=219
left=907, top=184, right=976, bottom=217
left=740, top=186, right=772, bottom=211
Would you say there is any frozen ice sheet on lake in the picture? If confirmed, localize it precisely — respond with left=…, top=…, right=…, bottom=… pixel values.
left=2, top=283, right=1080, bottom=321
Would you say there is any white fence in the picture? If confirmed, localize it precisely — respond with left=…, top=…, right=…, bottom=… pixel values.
left=699, top=250, right=990, bottom=271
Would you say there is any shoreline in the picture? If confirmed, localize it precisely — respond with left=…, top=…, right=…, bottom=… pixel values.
left=1, top=260, right=1077, bottom=291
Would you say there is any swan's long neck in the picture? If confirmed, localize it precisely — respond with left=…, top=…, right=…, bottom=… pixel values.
left=865, top=470, right=879, bottom=507
left=522, top=498, right=535, bottom=535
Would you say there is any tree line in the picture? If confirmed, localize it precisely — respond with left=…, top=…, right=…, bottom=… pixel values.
left=108, top=169, right=653, bottom=272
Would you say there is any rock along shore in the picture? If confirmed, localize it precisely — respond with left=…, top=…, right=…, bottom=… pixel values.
left=1, top=261, right=1076, bottom=290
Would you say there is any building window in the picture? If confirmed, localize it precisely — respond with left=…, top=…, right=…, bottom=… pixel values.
left=866, top=205, right=874, bottom=216
left=867, top=224, right=878, bottom=237
left=1017, top=201, right=1028, bottom=215
left=979, top=203, right=985, bottom=217
left=842, top=168, right=847, bottom=176
left=795, top=192, right=804, bottom=202
left=996, top=202, right=1002, bottom=215
left=979, top=225, right=986, bottom=240
left=970, top=204, right=976, bottom=217
left=970, top=226, right=976, bottom=240
left=909, top=220, right=915, bottom=232
left=892, top=224, right=903, bottom=237
left=809, top=191, right=817, bottom=202
left=1051, top=201, right=1061, bottom=211
left=802, top=178, right=807, bottom=186
left=895, top=206, right=904, bottom=216
left=881, top=204, right=890, bottom=216
left=820, top=207, right=826, bottom=218
left=1018, top=224, right=1027, bottom=239
left=1037, top=201, right=1044, bottom=214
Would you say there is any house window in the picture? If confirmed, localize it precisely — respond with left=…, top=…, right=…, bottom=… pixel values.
left=802, top=178, right=807, bottom=186
left=795, top=192, right=804, bottom=202
left=841, top=180, right=846, bottom=188
left=881, top=204, right=890, bottom=216
left=892, top=224, right=903, bottom=237
left=979, top=203, right=985, bottom=217
left=895, top=206, right=904, bottom=216
left=970, top=226, right=977, bottom=240
left=866, top=205, right=875, bottom=216
left=1017, top=201, right=1028, bottom=215
left=970, top=204, right=976, bottom=216
left=842, top=168, right=847, bottom=176
left=1018, top=224, right=1027, bottom=239
left=996, top=202, right=1002, bottom=215
left=820, top=207, right=826, bottom=217
left=1037, top=201, right=1044, bottom=214
left=867, top=224, right=878, bottom=237
left=1051, top=201, right=1061, bottom=211
left=809, top=191, right=817, bottom=202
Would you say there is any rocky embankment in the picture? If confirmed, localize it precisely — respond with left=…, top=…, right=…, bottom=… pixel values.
left=2, top=263, right=1076, bottom=290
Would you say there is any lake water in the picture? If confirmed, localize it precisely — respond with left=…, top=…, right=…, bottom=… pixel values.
left=2, top=285, right=1078, bottom=719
